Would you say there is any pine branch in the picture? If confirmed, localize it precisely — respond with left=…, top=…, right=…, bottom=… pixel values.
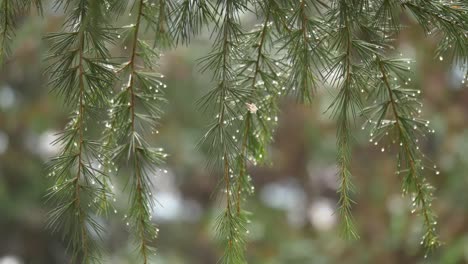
left=27, top=0, right=465, bottom=260
left=0, top=0, right=40, bottom=64
left=359, top=0, right=445, bottom=250
left=373, top=0, right=403, bottom=32
left=402, top=1, right=468, bottom=64
left=372, top=1, right=467, bottom=64
left=45, top=1, right=114, bottom=262
left=128, top=1, right=155, bottom=261
left=326, top=0, right=367, bottom=239
left=104, top=0, right=168, bottom=262
left=141, top=0, right=175, bottom=48
left=172, top=0, right=218, bottom=44
left=75, top=27, right=89, bottom=261
left=0, top=0, right=11, bottom=63
left=233, top=0, right=285, bottom=216
left=198, top=1, right=251, bottom=262
left=374, top=55, right=439, bottom=251
left=234, top=0, right=270, bottom=216
left=214, top=5, right=245, bottom=261
left=281, top=0, right=327, bottom=103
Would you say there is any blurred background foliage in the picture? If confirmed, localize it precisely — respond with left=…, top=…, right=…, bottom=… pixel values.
left=0, top=2, right=468, bottom=264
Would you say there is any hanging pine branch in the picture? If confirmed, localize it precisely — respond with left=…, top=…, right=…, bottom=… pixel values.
left=363, top=54, right=440, bottom=252
left=281, top=0, right=328, bottom=103
left=325, top=0, right=370, bottom=239
left=190, top=0, right=466, bottom=258
left=44, top=1, right=115, bottom=263
left=0, top=0, right=17, bottom=63
left=104, top=0, right=167, bottom=262
left=374, top=0, right=467, bottom=68
left=232, top=0, right=291, bottom=217
left=197, top=0, right=252, bottom=262
left=358, top=0, right=455, bottom=252
left=6, top=0, right=461, bottom=262
left=149, top=0, right=175, bottom=48
left=401, top=1, right=468, bottom=64
left=172, top=0, right=218, bottom=45
left=217, top=1, right=290, bottom=260
left=0, top=0, right=42, bottom=64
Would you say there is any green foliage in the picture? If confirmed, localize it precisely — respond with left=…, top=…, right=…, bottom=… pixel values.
left=104, top=0, right=168, bottom=262
left=0, top=0, right=42, bottom=64
left=365, top=55, right=440, bottom=250
left=44, top=1, right=115, bottom=263
left=1, top=0, right=467, bottom=263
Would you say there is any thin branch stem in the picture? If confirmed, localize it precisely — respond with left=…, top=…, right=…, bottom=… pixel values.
left=334, top=1, right=359, bottom=239
left=377, top=57, right=438, bottom=249
left=127, top=0, right=152, bottom=262
left=234, top=2, right=271, bottom=215
left=73, top=23, right=89, bottom=263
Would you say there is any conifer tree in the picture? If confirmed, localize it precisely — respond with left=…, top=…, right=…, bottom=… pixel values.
left=1, top=0, right=467, bottom=263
